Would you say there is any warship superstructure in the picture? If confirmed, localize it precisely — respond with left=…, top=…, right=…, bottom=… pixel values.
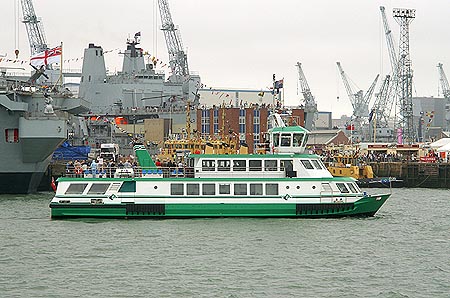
left=74, top=35, right=201, bottom=148
left=0, top=70, right=88, bottom=193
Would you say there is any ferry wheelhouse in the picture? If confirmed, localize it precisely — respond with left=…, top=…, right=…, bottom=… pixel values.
left=49, top=115, right=390, bottom=219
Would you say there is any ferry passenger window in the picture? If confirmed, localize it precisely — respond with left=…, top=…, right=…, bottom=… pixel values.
left=171, top=183, right=184, bottom=195
left=88, top=183, right=111, bottom=194
left=301, top=160, right=314, bottom=170
left=281, top=160, right=293, bottom=172
left=250, top=184, right=263, bottom=195
left=217, top=160, right=231, bottom=171
left=264, top=160, right=278, bottom=171
left=347, top=183, right=358, bottom=193
left=219, top=184, right=230, bottom=194
left=273, top=134, right=280, bottom=147
left=234, top=184, right=247, bottom=195
left=281, top=134, right=291, bottom=147
left=249, top=160, right=262, bottom=171
left=233, top=160, right=246, bottom=171
left=202, top=184, right=215, bottom=195
left=65, top=183, right=88, bottom=194
left=187, top=184, right=200, bottom=195
left=293, top=133, right=304, bottom=147
left=119, top=181, right=136, bottom=192
left=265, top=184, right=279, bottom=195
left=202, top=160, right=216, bottom=171
left=336, top=183, right=349, bottom=193
left=311, top=160, right=323, bottom=169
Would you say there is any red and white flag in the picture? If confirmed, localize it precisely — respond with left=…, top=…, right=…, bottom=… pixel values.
left=30, top=46, right=62, bottom=68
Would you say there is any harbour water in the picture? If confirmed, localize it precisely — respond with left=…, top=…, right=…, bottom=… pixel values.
left=0, top=188, right=448, bottom=297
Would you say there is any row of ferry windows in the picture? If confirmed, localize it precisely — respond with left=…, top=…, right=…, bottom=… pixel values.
left=201, top=159, right=324, bottom=171
left=64, top=182, right=358, bottom=195
left=171, top=183, right=279, bottom=196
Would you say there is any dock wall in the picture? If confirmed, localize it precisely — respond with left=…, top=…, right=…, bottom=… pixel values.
left=369, top=162, right=450, bottom=188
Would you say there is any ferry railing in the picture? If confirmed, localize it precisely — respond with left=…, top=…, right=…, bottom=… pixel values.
left=63, top=165, right=288, bottom=179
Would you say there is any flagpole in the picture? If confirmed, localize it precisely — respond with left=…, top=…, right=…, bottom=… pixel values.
left=60, top=42, right=63, bottom=88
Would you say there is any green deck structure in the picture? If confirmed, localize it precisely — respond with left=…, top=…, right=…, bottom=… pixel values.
left=133, top=144, right=157, bottom=170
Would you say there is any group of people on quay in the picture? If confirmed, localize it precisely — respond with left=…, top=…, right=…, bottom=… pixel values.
left=320, top=149, right=443, bottom=164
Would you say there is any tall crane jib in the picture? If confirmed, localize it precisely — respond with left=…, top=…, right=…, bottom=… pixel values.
left=157, top=0, right=190, bottom=83
left=20, top=0, right=48, bottom=55
left=336, top=62, right=378, bottom=142
left=295, top=62, right=317, bottom=131
left=378, top=6, right=400, bottom=142
left=437, top=63, right=450, bottom=131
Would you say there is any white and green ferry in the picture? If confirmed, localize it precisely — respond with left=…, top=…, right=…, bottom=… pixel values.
left=49, top=116, right=390, bottom=219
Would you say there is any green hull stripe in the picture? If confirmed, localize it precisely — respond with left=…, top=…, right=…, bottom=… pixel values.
left=50, top=194, right=389, bottom=219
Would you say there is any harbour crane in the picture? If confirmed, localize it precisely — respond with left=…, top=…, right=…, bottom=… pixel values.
left=393, top=7, right=416, bottom=144
left=20, top=0, right=48, bottom=55
left=437, top=63, right=450, bottom=131
left=158, top=0, right=190, bottom=83
left=336, top=61, right=379, bottom=141
left=295, top=62, right=317, bottom=130
left=378, top=6, right=400, bottom=141
left=380, top=6, right=398, bottom=74
left=371, top=75, right=392, bottom=129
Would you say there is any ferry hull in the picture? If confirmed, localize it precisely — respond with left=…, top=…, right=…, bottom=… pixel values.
left=50, top=194, right=390, bottom=219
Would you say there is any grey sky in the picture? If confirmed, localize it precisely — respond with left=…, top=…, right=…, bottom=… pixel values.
left=1, top=0, right=450, bottom=118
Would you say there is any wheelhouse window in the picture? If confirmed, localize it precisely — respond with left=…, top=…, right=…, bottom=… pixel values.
left=233, top=160, right=246, bottom=171
left=187, top=184, right=199, bottom=195
left=301, top=160, right=314, bottom=170
left=234, top=184, right=247, bottom=195
left=202, top=160, right=216, bottom=171
left=217, top=160, right=231, bottom=171
left=219, top=184, right=230, bottom=194
left=249, top=160, right=262, bottom=171
left=202, top=184, right=215, bottom=195
left=171, top=183, right=184, bottom=195
left=311, top=160, right=323, bottom=170
left=88, top=183, right=110, bottom=194
left=281, top=133, right=291, bottom=147
left=293, top=133, right=304, bottom=147
left=264, top=160, right=278, bottom=171
left=250, top=184, right=263, bottom=195
left=65, top=183, right=88, bottom=194
left=336, top=183, right=349, bottom=193
left=273, top=133, right=280, bottom=147
left=265, top=183, right=279, bottom=195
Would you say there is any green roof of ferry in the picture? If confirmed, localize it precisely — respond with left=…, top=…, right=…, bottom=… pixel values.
left=270, top=126, right=310, bottom=133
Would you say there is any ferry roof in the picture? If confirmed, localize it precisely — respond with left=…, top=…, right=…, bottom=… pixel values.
left=190, top=153, right=320, bottom=159
left=271, top=126, right=310, bottom=133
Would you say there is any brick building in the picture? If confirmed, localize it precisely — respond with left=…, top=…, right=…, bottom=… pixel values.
left=197, top=105, right=305, bottom=153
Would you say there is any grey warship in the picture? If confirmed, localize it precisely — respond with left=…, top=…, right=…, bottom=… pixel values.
left=0, top=71, right=87, bottom=193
